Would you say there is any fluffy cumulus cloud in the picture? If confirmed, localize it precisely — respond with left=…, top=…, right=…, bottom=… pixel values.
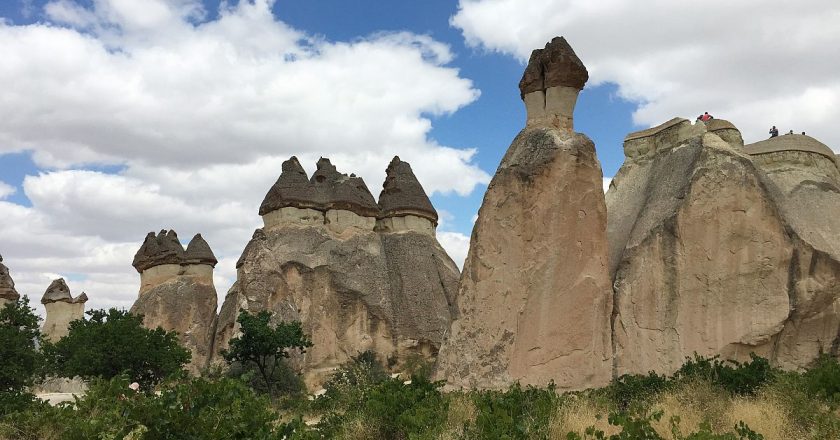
left=0, top=0, right=489, bottom=314
left=452, top=0, right=840, bottom=148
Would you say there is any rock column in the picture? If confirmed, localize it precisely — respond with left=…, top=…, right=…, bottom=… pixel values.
left=436, top=37, right=613, bottom=391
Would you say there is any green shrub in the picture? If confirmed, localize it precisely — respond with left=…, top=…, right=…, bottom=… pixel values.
left=464, top=382, right=561, bottom=439
left=315, top=350, right=388, bottom=411
left=45, top=308, right=190, bottom=387
left=0, top=297, right=45, bottom=413
left=801, top=353, right=840, bottom=405
left=603, top=372, right=670, bottom=411
left=223, top=310, right=312, bottom=399
left=674, top=354, right=774, bottom=396
left=319, top=375, right=448, bottom=440
left=567, top=411, right=764, bottom=440
left=5, top=375, right=289, bottom=440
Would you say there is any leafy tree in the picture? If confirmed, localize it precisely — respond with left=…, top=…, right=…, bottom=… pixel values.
left=223, top=310, right=312, bottom=398
left=45, top=308, right=189, bottom=387
left=0, top=297, right=45, bottom=413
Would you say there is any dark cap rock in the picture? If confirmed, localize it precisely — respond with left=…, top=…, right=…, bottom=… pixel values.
left=0, top=256, right=20, bottom=301
left=519, top=36, right=588, bottom=98
left=378, top=156, right=438, bottom=223
left=185, top=234, right=218, bottom=267
left=132, top=230, right=186, bottom=273
left=41, top=278, right=73, bottom=304
left=259, top=156, right=322, bottom=216
left=311, top=158, right=380, bottom=217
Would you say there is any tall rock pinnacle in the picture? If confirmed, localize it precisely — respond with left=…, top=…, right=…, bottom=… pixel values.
left=259, top=156, right=320, bottom=216
left=436, top=37, right=613, bottom=391
left=185, top=234, right=218, bottom=267
left=41, top=278, right=88, bottom=342
left=518, top=36, right=588, bottom=130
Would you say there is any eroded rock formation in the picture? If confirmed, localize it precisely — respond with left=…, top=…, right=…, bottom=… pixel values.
left=436, top=37, right=613, bottom=391
left=41, top=278, right=87, bottom=342
left=0, top=254, right=20, bottom=307
left=215, top=156, right=459, bottom=388
left=608, top=119, right=840, bottom=376
left=130, top=231, right=218, bottom=373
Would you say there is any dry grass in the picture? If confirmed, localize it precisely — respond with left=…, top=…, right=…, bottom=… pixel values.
left=436, top=393, right=477, bottom=440
left=725, top=396, right=805, bottom=440
left=548, top=396, right=619, bottom=438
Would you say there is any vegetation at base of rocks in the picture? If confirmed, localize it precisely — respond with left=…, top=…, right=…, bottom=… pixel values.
left=4, top=340, right=840, bottom=439
left=44, top=308, right=190, bottom=388
left=0, top=297, right=45, bottom=414
left=222, top=310, right=313, bottom=399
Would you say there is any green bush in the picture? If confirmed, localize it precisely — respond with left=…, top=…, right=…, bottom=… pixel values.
left=464, top=382, right=561, bottom=439
left=319, top=375, right=448, bottom=440
left=603, top=372, right=670, bottom=411
left=315, top=350, right=388, bottom=411
left=673, top=354, right=774, bottom=396
left=0, top=297, right=45, bottom=415
left=567, top=411, right=764, bottom=440
left=223, top=310, right=312, bottom=399
left=2, top=375, right=290, bottom=440
left=45, top=308, right=190, bottom=388
left=801, top=353, right=840, bottom=405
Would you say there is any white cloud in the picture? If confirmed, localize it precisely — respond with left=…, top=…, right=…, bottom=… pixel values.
left=438, top=231, right=471, bottom=269
left=0, top=181, right=15, bottom=199
left=452, top=0, right=840, bottom=149
left=0, top=0, right=491, bottom=314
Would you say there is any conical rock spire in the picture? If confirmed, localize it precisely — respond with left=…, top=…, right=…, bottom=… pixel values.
left=378, top=156, right=438, bottom=223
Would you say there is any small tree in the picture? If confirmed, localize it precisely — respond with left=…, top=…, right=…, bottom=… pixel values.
left=0, top=297, right=45, bottom=412
left=223, top=310, right=312, bottom=397
left=46, top=308, right=190, bottom=388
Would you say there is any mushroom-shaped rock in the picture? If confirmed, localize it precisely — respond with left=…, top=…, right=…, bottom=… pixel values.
left=185, top=234, right=218, bottom=267
left=259, top=156, right=321, bottom=216
left=132, top=230, right=186, bottom=273
left=519, top=36, right=588, bottom=96
left=745, top=134, right=836, bottom=161
left=311, top=158, right=379, bottom=217
left=518, top=37, right=589, bottom=130
left=0, top=256, right=20, bottom=303
left=378, top=156, right=438, bottom=224
left=41, top=278, right=87, bottom=342
left=41, top=278, right=72, bottom=304
left=704, top=119, right=744, bottom=148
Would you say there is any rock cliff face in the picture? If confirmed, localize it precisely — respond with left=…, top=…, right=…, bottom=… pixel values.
left=0, top=255, right=20, bottom=307
left=435, top=37, right=613, bottom=391
left=130, top=231, right=218, bottom=373
left=607, top=119, right=840, bottom=375
left=41, top=278, right=87, bottom=342
left=215, top=156, right=459, bottom=388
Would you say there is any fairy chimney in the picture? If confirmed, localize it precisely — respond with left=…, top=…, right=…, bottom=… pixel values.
left=40, top=278, right=87, bottom=342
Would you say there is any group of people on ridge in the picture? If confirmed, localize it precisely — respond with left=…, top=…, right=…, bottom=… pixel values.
left=769, top=126, right=804, bottom=138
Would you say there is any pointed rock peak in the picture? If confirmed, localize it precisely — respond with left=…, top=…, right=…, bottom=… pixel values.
left=42, top=278, right=72, bottom=304
left=311, top=158, right=379, bottom=217
left=74, top=292, right=89, bottom=304
left=378, top=156, right=437, bottom=223
left=259, top=156, right=320, bottom=216
left=0, top=256, right=20, bottom=301
left=519, top=36, right=588, bottom=98
left=132, top=229, right=186, bottom=273
left=185, top=234, right=218, bottom=267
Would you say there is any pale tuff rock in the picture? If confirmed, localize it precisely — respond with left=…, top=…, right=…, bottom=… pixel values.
left=608, top=118, right=840, bottom=375
left=41, top=279, right=87, bottom=342
left=214, top=157, right=459, bottom=389
left=0, top=254, right=20, bottom=306
left=519, top=37, right=589, bottom=130
left=436, top=37, right=613, bottom=391
left=130, top=230, right=218, bottom=373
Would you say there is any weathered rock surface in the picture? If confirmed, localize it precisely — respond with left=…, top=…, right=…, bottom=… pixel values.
left=41, top=279, right=87, bottom=342
left=0, top=254, right=20, bottom=306
left=214, top=157, right=459, bottom=388
left=608, top=119, right=840, bottom=376
left=436, top=37, right=613, bottom=391
left=130, top=231, right=218, bottom=373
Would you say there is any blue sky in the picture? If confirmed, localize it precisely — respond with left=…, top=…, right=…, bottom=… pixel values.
left=1, top=0, right=837, bottom=313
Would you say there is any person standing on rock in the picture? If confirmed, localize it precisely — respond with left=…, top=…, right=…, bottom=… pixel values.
left=769, top=126, right=779, bottom=137
left=697, top=112, right=713, bottom=122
